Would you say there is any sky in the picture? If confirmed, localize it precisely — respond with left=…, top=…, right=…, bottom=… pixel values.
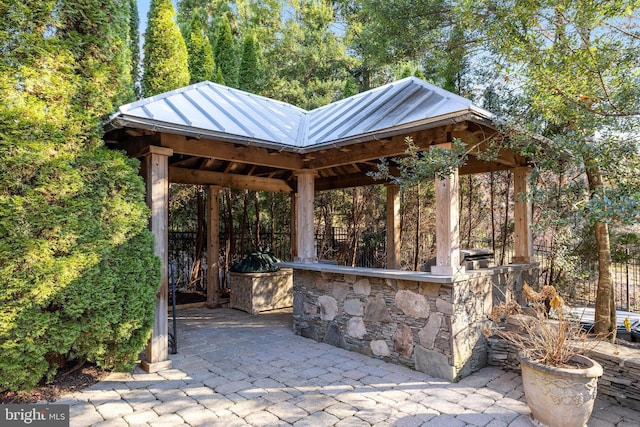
left=138, top=0, right=151, bottom=36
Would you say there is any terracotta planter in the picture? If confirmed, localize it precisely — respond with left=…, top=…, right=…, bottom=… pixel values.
left=519, top=353, right=603, bottom=427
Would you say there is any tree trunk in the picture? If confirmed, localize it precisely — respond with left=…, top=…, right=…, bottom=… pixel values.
left=190, top=186, right=205, bottom=291
left=254, top=191, right=261, bottom=249
left=240, top=189, right=248, bottom=256
left=467, top=175, right=473, bottom=247
left=224, top=189, right=235, bottom=261
left=585, top=163, right=616, bottom=340
left=270, top=193, right=275, bottom=252
left=414, top=185, right=421, bottom=271
left=490, top=172, right=496, bottom=253
left=500, top=175, right=511, bottom=265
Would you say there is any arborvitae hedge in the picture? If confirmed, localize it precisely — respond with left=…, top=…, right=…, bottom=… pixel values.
left=214, top=15, right=238, bottom=88
left=142, top=0, right=190, bottom=96
left=186, top=14, right=215, bottom=84
left=0, top=0, right=160, bottom=392
left=239, top=33, right=260, bottom=93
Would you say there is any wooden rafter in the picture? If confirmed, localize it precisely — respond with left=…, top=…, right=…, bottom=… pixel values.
left=169, top=167, right=293, bottom=193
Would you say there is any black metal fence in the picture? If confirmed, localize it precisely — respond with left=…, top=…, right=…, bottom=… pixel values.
left=314, top=227, right=386, bottom=268
left=168, top=231, right=207, bottom=294
left=532, top=245, right=639, bottom=313
left=168, top=229, right=639, bottom=313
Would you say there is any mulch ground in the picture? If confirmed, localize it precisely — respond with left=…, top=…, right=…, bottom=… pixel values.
left=0, top=361, right=109, bottom=404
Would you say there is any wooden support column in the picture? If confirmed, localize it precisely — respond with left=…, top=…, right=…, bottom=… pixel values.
left=512, top=167, right=533, bottom=263
left=386, top=184, right=401, bottom=269
left=431, top=168, right=465, bottom=276
left=206, top=185, right=221, bottom=307
left=294, top=170, right=317, bottom=263
left=290, top=192, right=298, bottom=261
left=140, top=145, right=173, bottom=373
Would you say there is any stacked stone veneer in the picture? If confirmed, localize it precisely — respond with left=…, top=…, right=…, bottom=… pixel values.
left=290, top=265, right=538, bottom=382
left=230, top=268, right=293, bottom=314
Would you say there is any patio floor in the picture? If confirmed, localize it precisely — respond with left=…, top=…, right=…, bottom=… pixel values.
left=61, top=307, right=640, bottom=426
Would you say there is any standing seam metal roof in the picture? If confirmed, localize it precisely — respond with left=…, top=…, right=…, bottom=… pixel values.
left=107, top=76, right=495, bottom=151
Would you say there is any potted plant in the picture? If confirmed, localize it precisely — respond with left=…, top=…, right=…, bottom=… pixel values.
left=486, top=285, right=603, bottom=427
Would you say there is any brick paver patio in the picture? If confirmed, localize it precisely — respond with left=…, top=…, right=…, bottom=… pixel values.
left=57, top=308, right=640, bottom=426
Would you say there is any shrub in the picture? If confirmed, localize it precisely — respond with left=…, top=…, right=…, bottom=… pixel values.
left=0, top=121, right=160, bottom=391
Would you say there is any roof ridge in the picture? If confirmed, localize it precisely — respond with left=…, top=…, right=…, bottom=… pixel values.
left=119, top=80, right=309, bottom=115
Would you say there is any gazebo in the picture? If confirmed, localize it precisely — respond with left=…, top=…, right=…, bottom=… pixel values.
left=105, top=77, right=537, bottom=380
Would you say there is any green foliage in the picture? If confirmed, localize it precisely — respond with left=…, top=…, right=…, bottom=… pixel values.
left=130, top=0, right=141, bottom=95
left=342, top=76, right=359, bottom=97
left=238, top=32, right=260, bottom=93
left=263, top=0, right=352, bottom=108
left=0, top=0, right=160, bottom=392
left=0, top=140, right=160, bottom=391
left=186, top=12, right=215, bottom=84
left=460, top=0, right=640, bottom=230
left=213, top=15, right=238, bottom=88
left=458, top=0, right=640, bottom=335
left=230, top=249, right=281, bottom=273
left=214, top=66, right=226, bottom=85
left=142, top=0, right=190, bottom=96
left=371, top=137, right=469, bottom=185
left=336, top=0, right=464, bottom=90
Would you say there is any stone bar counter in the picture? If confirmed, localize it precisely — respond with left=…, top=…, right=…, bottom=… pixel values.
left=280, top=262, right=538, bottom=382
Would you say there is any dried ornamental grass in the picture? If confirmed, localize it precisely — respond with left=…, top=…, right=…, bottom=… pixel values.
left=485, top=284, right=594, bottom=368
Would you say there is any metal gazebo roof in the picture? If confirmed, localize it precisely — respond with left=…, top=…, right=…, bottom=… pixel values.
left=106, top=76, right=495, bottom=153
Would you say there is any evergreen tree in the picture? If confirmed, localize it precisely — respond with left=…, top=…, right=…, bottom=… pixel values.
left=213, top=15, right=238, bottom=88
left=214, top=66, right=226, bottom=85
left=336, top=0, right=466, bottom=92
left=0, top=0, right=160, bottom=391
left=462, top=0, right=640, bottom=339
left=343, top=76, right=359, bottom=97
left=130, top=0, right=141, bottom=96
left=238, top=32, right=260, bottom=93
left=400, top=66, right=412, bottom=78
left=142, top=0, right=190, bottom=96
left=265, top=0, right=352, bottom=109
left=186, top=10, right=215, bottom=84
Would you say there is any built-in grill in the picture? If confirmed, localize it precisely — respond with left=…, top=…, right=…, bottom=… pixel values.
left=460, top=249, right=495, bottom=270
left=420, top=248, right=495, bottom=272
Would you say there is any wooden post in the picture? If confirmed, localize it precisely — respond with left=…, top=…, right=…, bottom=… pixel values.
left=386, top=184, right=401, bottom=269
left=431, top=167, right=465, bottom=276
left=206, top=185, right=221, bottom=307
left=290, top=192, right=298, bottom=261
left=294, top=170, right=316, bottom=263
left=140, top=145, right=173, bottom=373
left=512, top=167, right=533, bottom=263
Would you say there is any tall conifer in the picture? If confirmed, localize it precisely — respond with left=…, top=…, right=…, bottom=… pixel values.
left=130, top=0, right=141, bottom=95
left=214, top=15, right=238, bottom=88
left=186, top=11, right=215, bottom=84
left=142, top=0, right=190, bottom=96
left=0, top=0, right=159, bottom=392
left=238, top=32, right=260, bottom=93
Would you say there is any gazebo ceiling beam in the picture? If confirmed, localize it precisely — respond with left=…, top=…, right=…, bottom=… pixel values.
left=169, top=167, right=293, bottom=193
left=306, top=133, right=426, bottom=170
left=159, top=134, right=305, bottom=170
left=459, top=157, right=515, bottom=175
left=315, top=172, right=387, bottom=191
